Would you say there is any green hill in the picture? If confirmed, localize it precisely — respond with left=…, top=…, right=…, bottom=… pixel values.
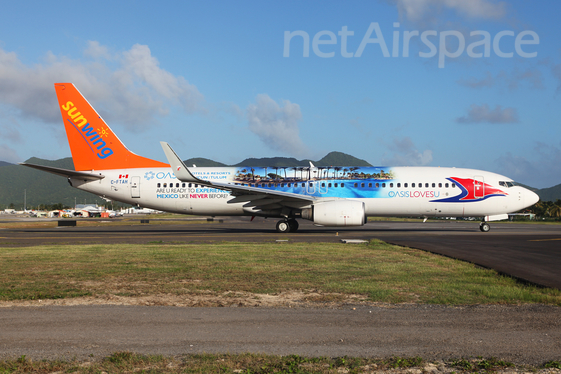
left=233, top=152, right=372, bottom=168
left=0, top=158, right=107, bottom=209
left=537, top=184, right=561, bottom=202
left=316, top=151, right=372, bottom=167
left=183, top=158, right=227, bottom=167
left=234, top=157, right=310, bottom=167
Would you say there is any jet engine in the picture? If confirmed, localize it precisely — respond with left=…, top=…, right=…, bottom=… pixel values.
left=301, top=200, right=366, bottom=227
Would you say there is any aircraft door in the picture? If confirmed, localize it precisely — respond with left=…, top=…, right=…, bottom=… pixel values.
left=473, top=175, right=484, bottom=199
left=131, top=176, right=141, bottom=198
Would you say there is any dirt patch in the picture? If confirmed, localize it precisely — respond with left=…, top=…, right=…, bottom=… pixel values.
left=0, top=290, right=371, bottom=308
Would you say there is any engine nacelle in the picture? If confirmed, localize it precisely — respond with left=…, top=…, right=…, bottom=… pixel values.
left=301, top=200, right=366, bottom=227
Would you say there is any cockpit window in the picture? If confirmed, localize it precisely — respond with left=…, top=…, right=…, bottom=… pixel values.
left=499, top=181, right=516, bottom=188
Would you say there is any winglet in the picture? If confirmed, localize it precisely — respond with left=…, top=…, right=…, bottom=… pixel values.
left=160, top=142, right=201, bottom=183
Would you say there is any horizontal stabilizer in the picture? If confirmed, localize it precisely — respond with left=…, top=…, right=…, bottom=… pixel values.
left=20, top=163, right=105, bottom=180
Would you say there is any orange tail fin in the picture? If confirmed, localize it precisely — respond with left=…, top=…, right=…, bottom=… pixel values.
left=55, top=83, right=169, bottom=171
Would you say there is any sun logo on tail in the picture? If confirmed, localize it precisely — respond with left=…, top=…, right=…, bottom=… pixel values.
left=97, top=127, right=110, bottom=138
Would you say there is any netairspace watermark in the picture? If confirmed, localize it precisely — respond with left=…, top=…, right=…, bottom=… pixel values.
left=283, top=22, right=539, bottom=68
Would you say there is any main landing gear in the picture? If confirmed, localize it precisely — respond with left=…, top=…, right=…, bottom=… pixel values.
left=479, top=221, right=491, bottom=232
left=276, top=219, right=299, bottom=233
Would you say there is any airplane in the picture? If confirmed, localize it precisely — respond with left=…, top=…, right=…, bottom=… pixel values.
left=21, top=83, right=540, bottom=233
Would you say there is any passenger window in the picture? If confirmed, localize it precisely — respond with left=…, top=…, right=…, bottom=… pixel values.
left=425, top=183, right=429, bottom=188
left=397, top=183, right=401, bottom=188
left=375, top=183, right=379, bottom=188
left=182, top=183, right=185, bottom=188
left=361, top=183, right=365, bottom=188
left=382, top=183, right=386, bottom=188
left=452, top=183, right=456, bottom=188
left=157, top=183, right=161, bottom=188
left=281, top=183, right=285, bottom=187
left=445, top=183, right=449, bottom=188
left=368, top=183, right=372, bottom=188
left=302, top=183, right=305, bottom=187
left=328, top=183, right=332, bottom=188
left=341, top=183, right=345, bottom=188
left=404, top=183, right=408, bottom=188
left=432, top=183, right=436, bottom=188
left=322, top=183, right=326, bottom=187
left=288, top=183, right=291, bottom=187
left=412, top=183, right=415, bottom=188
left=309, top=182, right=313, bottom=187
left=164, top=183, right=167, bottom=188
left=354, top=183, right=358, bottom=187
left=390, top=183, right=394, bottom=188
left=334, top=183, right=338, bottom=187
left=438, top=183, right=442, bottom=188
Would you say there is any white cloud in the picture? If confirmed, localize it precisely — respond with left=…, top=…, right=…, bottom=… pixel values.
left=457, top=69, right=544, bottom=90
left=0, top=144, right=19, bottom=163
left=495, top=142, right=561, bottom=188
left=84, top=40, right=111, bottom=60
left=552, top=61, right=561, bottom=93
left=457, top=72, right=495, bottom=89
left=397, top=0, right=506, bottom=23
left=246, top=94, right=309, bottom=158
left=0, top=42, right=205, bottom=131
left=382, top=136, right=433, bottom=166
left=349, top=117, right=371, bottom=137
left=456, top=104, right=519, bottom=124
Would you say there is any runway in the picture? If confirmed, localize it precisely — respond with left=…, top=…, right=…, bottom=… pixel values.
left=1, top=217, right=560, bottom=289
left=1, top=217, right=560, bottom=363
left=1, top=304, right=559, bottom=365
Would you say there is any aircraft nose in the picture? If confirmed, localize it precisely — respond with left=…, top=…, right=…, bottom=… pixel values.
left=526, top=189, right=540, bottom=206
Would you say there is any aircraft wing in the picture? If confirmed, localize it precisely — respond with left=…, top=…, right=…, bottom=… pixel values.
left=20, top=163, right=105, bottom=180
left=160, top=142, right=316, bottom=208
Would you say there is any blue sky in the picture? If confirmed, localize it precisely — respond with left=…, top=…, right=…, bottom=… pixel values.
left=0, top=0, right=560, bottom=188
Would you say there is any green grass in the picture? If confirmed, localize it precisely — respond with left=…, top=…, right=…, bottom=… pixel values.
left=0, top=240, right=559, bottom=305
left=2, top=353, right=559, bottom=373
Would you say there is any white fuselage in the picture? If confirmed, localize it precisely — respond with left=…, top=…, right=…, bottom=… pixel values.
left=71, top=166, right=538, bottom=219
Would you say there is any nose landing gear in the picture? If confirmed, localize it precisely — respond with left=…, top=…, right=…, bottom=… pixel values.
left=479, top=222, right=490, bottom=232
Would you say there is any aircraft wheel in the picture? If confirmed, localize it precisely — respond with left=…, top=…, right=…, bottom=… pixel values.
left=287, top=219, right=299, bottom=232
left=276, top=219, right=291, bottom=233
left=480, top=222, right=490, bottom=232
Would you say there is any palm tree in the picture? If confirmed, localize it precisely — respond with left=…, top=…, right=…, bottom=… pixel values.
left=291, top=167, right=298, bottom=179
left=547, top=200, right=561, bottom=218
left=333, top=167, right=341, bottom=179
